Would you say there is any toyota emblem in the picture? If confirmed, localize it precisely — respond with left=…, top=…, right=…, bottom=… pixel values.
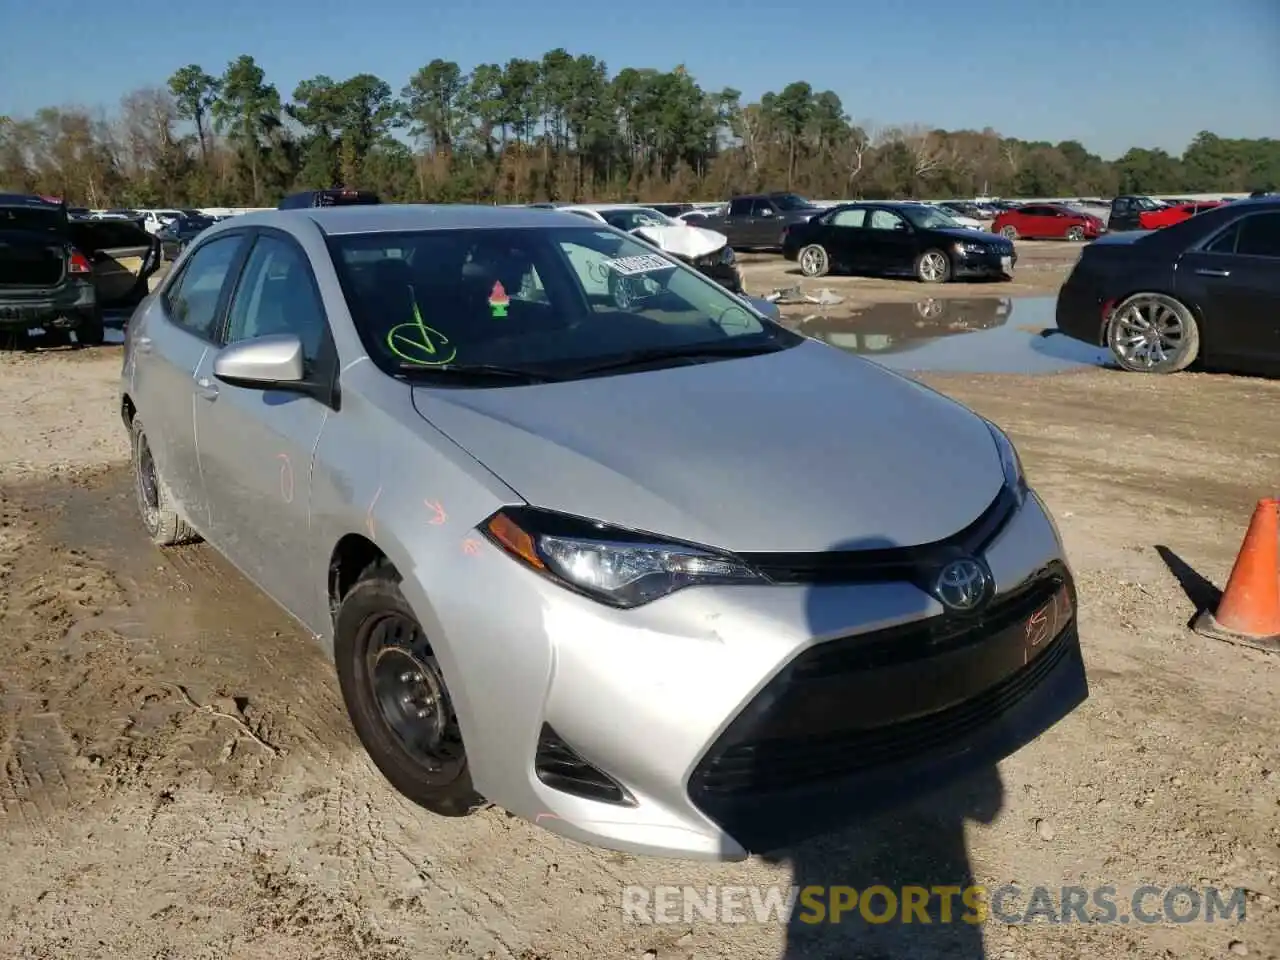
left=934, top=557, right=992, bottom=612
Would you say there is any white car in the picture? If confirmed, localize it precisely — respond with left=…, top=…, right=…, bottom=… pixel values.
left=550, top=204, right=743, bottom=293
left=143, top=210, right=185, bottom=234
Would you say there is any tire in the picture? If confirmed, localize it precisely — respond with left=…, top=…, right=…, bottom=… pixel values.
left=1065, top=226, right=1085, bottom=242
left=1106, top=293, right=1200, bottom=374
left=915, top=249, right=951, bottom=284
left=334, top=560, right=484, bottom=817
left=798, top=244, right=830, bottom=277
left=76, top=307, right=105, bottom=347
left=130, top=416, right=201, bottom=546
left=1000, top=225, right=1018, bottom=240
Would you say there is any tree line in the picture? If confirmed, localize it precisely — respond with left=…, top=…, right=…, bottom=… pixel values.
left=1, top=52, right=1277, bottom=208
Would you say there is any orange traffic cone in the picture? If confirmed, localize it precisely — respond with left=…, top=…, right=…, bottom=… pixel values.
left=1192, top=498, right=1280, bottom=653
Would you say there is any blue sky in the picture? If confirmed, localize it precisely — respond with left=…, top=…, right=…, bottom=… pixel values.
left=2, top=0, right=1277, bottom=159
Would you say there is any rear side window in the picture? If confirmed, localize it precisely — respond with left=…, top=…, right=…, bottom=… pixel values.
left=1235, top=213, right=1280, bottom=258
left=223, top=235, right=328, bottom=362
left=830, top=208, right=866, bottom=228
left=163, top=235, right=243, bottom=340
left=1204, top=224, right=1238, bottom=254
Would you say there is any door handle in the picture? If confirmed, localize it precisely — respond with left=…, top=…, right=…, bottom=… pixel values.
left=195, top=376, right=219, bottom=401
left=1195, top=268, right=1230, bottom=278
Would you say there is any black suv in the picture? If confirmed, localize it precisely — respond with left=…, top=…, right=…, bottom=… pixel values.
left=0, top=194, right=103, bottom=345
left=278, top=189, right=381, bottom=209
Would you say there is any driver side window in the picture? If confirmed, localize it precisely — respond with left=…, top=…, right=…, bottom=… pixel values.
left=223, top=235, right=328, bottom=364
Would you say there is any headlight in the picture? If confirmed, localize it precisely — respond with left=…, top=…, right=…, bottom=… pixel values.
left=985, top=421, right=1027, bottom=503
left=953, top=241, right=990, bottom=256
left=482, top=507, right=766, bottom=607
left=720, top=246, right=736, bottom=265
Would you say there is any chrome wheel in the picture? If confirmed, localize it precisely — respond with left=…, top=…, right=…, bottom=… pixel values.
left=917, top=251, right=949, bottom=283
left=365, top=611, right=465, bottom=783
left=1001, top=225, right=1018, bottom=240
left=1066, top=226, right=1085, bottom=241
left=1108, top=295, right=1194, bottom=372
left=915, top=298, right=945, bottom=320
left=798, top=244, right=829, bottom=277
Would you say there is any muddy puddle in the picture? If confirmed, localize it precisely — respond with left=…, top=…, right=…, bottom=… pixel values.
left=783, top=296, right=1112, bottom=374
left=3, top=467, right=358, bottom=802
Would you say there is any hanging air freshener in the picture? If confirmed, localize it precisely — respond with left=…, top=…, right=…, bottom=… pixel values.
left=489, top=281, right=510, bottom=318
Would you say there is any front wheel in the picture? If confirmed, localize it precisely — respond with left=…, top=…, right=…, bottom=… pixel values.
left=334, top=561, right=484, bottom=817
left=1000, top=225, right=1018, bottom=240
left=1106, top=293, right=1200, bottom=373
left=798, top=244, right=830, bottom=277
left=915, top=249, right=951, bottom=284
left=1065, top=226, right=1085, bottom=242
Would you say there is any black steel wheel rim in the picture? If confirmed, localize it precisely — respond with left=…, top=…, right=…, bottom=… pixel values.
left=364, top=611, right=465, bottom=782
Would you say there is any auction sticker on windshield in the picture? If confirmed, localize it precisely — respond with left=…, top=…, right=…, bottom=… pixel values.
left=605, top=254, right=678, bottom=276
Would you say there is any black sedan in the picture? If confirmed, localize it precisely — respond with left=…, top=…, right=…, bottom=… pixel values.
left=781, top=202, right=1016, bottom=283
left=1055, top=196, right=1280, bottom=374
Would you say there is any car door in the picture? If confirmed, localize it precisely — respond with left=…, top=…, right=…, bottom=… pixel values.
left=1109, top=198, right=1140, bottom=232
left=193, top=229, right=337, bottom=620
left=721, top=198, right=755, bottom=246
left=1179, top=211, right=1280, bottom=364
left=824, top=206, right=870, bottom=272
left=863, top=207, right=916, bottom=274
left=130, top=232, right=249, bottom=530
left=749, top=198, right=779, bottom=246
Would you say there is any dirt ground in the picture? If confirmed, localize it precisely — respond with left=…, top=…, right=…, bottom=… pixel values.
left=1, top=246, right=1278, bottom=960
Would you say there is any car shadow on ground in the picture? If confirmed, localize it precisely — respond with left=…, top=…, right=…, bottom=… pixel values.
left=714, top=533, right=1010, bottom=958
left=767, top=768, right=1002, bottom=958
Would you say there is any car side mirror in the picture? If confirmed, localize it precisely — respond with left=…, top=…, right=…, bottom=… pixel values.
left=894, top=221, right=911, bottom=232
left=758, top=208, right=774, bottom=217
left=214, top=334, right=305, bottom=389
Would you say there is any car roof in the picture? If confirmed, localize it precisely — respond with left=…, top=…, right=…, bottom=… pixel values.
left=211, top=204, right=606, bottom=236
left=564, top=203, right=658, bottom=211
left=0, top=192, right=63, bottom=209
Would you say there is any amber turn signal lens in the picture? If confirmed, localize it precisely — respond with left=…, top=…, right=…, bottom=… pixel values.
left=486, top=512, right=545, bottom=569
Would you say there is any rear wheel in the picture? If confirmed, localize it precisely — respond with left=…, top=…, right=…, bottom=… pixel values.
left=798, top=244, right=830, bottom=277
left=1065, top=225, right=1085, bottom=242
left=915, top=249, right=951, bottom=284
left=334, top=560, right=484, bottom=817
left=1106, top=293, right=1200, bottom=373
left=130, top=417, right=200, bottom=545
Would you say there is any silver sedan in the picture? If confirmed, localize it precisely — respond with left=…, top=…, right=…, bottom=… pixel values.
left=120, top=204, right=1088, bottom=860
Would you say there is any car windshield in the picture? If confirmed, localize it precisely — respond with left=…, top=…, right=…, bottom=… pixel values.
left=328, top=226, right=797, bottom=379
left=1133, top=197, right=1163, bottom=211
left=0, top=206, right=66, bottom=234
left=771, top=193, right=815, bottom=211
left=901, top=206, right=961, bottom=230
left=597, top=208, right=676, bottom=231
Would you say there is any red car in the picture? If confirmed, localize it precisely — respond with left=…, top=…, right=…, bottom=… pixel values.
left=991, top=204, right=1105, bottom=241
left=1137, top=201, right=1222, bottom=230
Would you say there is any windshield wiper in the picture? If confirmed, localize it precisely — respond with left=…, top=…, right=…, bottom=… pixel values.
left=568, top=341, right=787, bottom=377
left=394, top=362, right=561, bottom=384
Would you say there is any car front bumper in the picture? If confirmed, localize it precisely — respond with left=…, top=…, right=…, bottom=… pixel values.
left=954, top=248, right=1017, bottom=279
left=404, top=489, right=1085, bottom=860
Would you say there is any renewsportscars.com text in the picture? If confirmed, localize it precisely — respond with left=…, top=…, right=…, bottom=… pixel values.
left=622, top=884, right=1248, bottom=926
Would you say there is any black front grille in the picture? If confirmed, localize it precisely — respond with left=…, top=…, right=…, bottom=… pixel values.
left=689, top=562, right=1075, bottom=800
left=534, top=724, right=634, bottom=806
left=741, top=486, right=1018, bottom=589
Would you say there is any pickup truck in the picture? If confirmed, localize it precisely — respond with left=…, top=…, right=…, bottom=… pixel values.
left=0, top=194, right=161, bottom=346
left=1109, top=196, right=1220, bottom=231
left=692, top=192, right=825, bottom=251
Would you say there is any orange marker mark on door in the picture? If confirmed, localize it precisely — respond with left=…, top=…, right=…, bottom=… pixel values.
left=425, top=499, right=447, bottom=525
left=461, top=538, right=481, bottom=556
left=366, top=485, right=382, bottom=539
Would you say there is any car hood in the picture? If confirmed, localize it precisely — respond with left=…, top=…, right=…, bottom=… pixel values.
left=934, top=226, right=1004, bottom=244
left=411, top=341, right=1005, bottom=553
left=630, top=224, right=728, bottom=258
